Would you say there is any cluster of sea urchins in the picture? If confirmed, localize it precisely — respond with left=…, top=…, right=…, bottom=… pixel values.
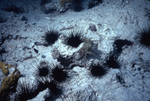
left=15, top=25, right=150, bottom=100
left=35, top=61, right=68, bottom=90
left=15, top=61, right=69, bottom=101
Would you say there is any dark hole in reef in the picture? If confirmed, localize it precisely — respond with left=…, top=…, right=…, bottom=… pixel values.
left=34, top=48, right=38, bottom=53
left=113, top=39, right=133, bottom=54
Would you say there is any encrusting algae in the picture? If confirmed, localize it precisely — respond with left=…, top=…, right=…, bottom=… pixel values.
left=0, top=64, right=21, bottom=101
left=0, top=61, right=13, bottom=76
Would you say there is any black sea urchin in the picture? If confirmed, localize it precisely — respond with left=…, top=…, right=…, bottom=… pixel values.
left=47, top=81, right=62, bottom=96
left=90, top=64, right=107, bottom=78
left=34, top=61, right=51, bottom=82
left=36, top=78, right=51, bottom=92
left=64, top=32, right=83, bottom=48
left=15, top=80, right=39, bottom=101
left=37, top=80, right=62, bottom=96
left=137, top=27, right=150, bottom=48
left=51, top=65, right=68, bottom=83
left=43, top=30, right=60, bottom=46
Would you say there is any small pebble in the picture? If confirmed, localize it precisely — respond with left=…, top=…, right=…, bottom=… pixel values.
left=89, top=24, right=97, bottom=32
left=41, top=55, right=46, bottom=58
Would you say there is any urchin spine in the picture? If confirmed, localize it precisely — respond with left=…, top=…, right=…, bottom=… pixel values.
left=43, top=30, right=60, bottom=46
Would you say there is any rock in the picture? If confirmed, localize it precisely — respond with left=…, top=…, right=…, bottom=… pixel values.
left=89, top=24, right=97, bottom=32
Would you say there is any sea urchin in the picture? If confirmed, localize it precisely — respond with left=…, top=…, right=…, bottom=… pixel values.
left=89, top=64, right=107, bottom=78
left=43, top=30, right=60, bottom=46
left=64, top=32, right=83, bottom=48
left=47, top=81, right=62, bottom=96
left=137, top=27, right=150, bottom=48
left=15, top=80, right=39, bottom=101
left=51, top=65, right=68, bottom=83
left=34, top=61, right=51, bottom=81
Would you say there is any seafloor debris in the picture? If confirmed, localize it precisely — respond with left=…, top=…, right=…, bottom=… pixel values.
left=78, top=38, right=95, bottom=68
left=0, top=61, right=13, bottom=76
left=0, top=67, right=21, bottom=101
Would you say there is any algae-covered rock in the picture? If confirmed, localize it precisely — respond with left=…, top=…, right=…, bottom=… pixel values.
left=0, top=61, right=13, bottom=76
left=0, top=67, right=21, bottom=101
